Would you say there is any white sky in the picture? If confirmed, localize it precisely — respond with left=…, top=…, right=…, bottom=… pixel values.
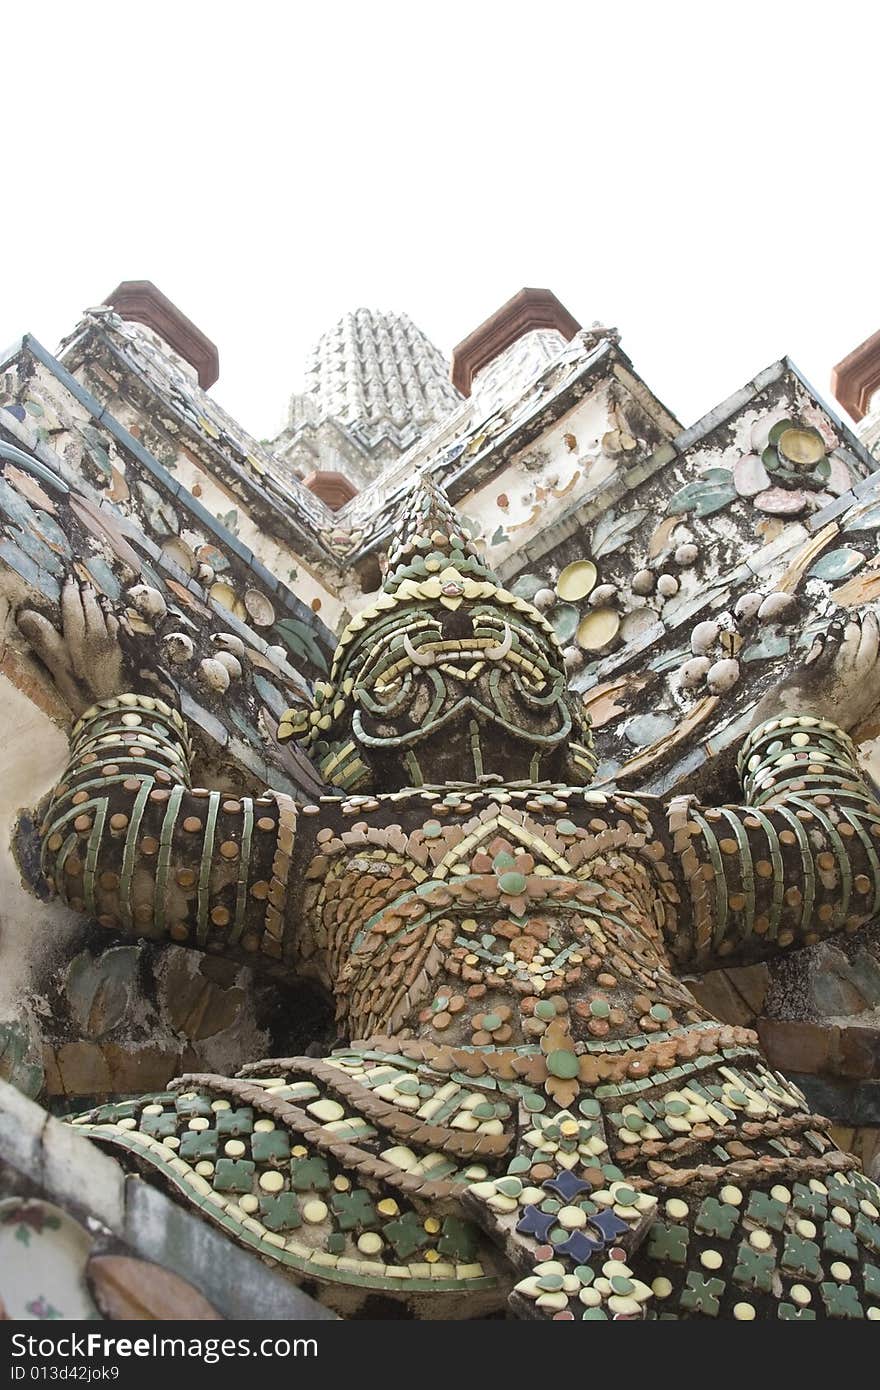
left=4, top=1, right=880, bottom=440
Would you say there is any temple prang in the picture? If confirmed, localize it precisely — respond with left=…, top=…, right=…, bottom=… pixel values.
left=2, top=284, right=880, bottom=1319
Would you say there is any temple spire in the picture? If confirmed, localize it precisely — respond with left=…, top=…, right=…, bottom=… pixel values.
left=273, top=309, right=463, bottom=502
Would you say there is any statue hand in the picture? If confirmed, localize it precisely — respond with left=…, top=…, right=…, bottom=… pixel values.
left=18, top=576, right=127, bottom=713
left=752, top=610, right=880, bottom=733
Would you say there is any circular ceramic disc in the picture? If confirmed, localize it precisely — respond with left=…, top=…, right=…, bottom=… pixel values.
left=620, top=609, right=657, bottom=643
left=776, top=427, right=825, bottom=467
left=577, top=607, right=620, bottom=651
left=245, top=589, right=276, bottom=627
left=197, top=543, right=228, bottom=570
left=210, top=581, right=237, bottom=612
left=556, top=560, right=597, bottom=602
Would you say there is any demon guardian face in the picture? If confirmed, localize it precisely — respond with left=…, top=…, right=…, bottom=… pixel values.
left=278, top=476, right=595, bottom=790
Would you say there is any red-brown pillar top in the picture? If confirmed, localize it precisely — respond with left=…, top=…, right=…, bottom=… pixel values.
left=831, top=327, right=880, bottom=422
left=103, top=280, right=220, bottom=390
left=302, top=469, right=358, bottom=510
left=450, top=288, right=581, bottom=397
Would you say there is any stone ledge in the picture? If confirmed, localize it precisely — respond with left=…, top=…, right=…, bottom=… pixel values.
left=42, top=1111, right=126, bottom=1235
left=0, top=1079, right=125, bottom=1232
left=0, top=1074, right=47, bottom=1173
left=0, top=1079, right=332, bottom=1320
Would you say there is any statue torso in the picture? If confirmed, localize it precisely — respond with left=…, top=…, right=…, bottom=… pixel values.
left=293, top=782, right=709, bottom=1046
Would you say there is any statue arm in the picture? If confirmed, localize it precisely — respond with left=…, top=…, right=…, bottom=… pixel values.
left=664, top=713, right=880, bottom=970
left=664, top=613, right=880, bottom=971
left=42, top=692, right=300, bottom=969
left=22, top=581, right=304, bottom=971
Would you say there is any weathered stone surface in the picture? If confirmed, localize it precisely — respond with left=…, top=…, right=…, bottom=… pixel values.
left=760, top=1015, right=880, bottom=1084
left=849, top=946, right=880, bottom=1002
left=87, top=1255, right=222, bottom=1321
left=46, top=1042, right=193, bottom=1098
left=838, top=1024, right=880, bottom=1080
left=53, top=1042, right=113, bottom=1095
left=757, top=1018, right=840, bottom=1074
left=796, top=1076, right=880, bottom=1129
left=725, top=962, right=770, bottom=1016
left=811, top=969, right=869, bottom=1017
left=66, top=947, right=141, bottom=1038
left=41, top=1044, right=64, bottom=1096
left=799, top=939, right=880, bottom=1017
left=688, top=969, right=756, bottom=1027
left=99, top=1044, right=196, bottom=1093
left=0, top=1018, right=43, bottom=1097
left=842, top=1125, right=880, bottom=1181
left=161, top=952, right=245, bottom=1040
left=1, top=1080, right=125, bottom=1234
